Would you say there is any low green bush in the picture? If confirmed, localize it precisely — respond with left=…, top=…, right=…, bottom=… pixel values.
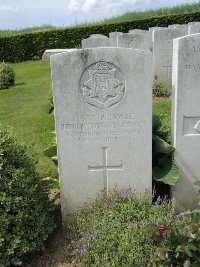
left=0, top=126, right=55, bottom=266
left=70, top=189, right=178, bottom=266
left=1, top=11, right=200, bottom=62
left=0, top=62, right=15, bottom=89
left=152, top=81, right=170, bottom=98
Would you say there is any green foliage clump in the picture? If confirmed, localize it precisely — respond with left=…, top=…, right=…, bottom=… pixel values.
left=0, top=126, right=55, bottom=266
left=152, top=81, right=170, bottom=98
left=0, top=62, right=15, bottom=89
left=1, top=11, right=200, bottom=62
left=152, top=182, right=200, bottom=267
left=153, top=114, right=180, bottom=185
left=70, top=190, right=177, bottom=266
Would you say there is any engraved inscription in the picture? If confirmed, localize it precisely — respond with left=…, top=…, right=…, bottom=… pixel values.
left=185, top=64, right=200, bottom=70
left=128, top=38, right=140, bottom=49
left=60, top=112, right=146, bottom=143
left=88, top=147, right=123, bottom=195
left=183, top=116, right=200, bottom=135
left=80, top=61, right=125, bottom=109
left=193, top=45, right=200, bottom=53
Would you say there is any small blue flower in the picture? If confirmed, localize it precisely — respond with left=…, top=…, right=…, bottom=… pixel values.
left=81, top=232, right=87, bottom=238
left=112, top=248, right=119, bottom=257
left=118, top=192, right=127, bottom=200
left=108, top=200, right=113, bottom=209
left=93, top=228, right=98, bottom=233
left=157, top=196, right=162, bottom=204
left=81, top=201, right=88, bottom=207
left=150, top=203, right=155, bottom=208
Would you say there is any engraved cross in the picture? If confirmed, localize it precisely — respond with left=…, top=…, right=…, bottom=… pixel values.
left=163, top=60, right=172, bottom=78
left=88, top=147, right=123, bottom=195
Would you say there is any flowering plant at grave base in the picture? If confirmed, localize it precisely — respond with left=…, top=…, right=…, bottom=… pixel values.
left=151, top=181, right=200, bottom=267
left=69, top=188, right=184, bottom=267
left=153, top=114, right=180, bottom=185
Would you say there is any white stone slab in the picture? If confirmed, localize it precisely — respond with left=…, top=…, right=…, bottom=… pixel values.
left=149, top=27, right=167, bottom=52
left=153, top=28, right=185, bottom=88
left=188, top=21, right=200, bottom=26
left=42, top=49, right=77, bottom=61
left=109, top=32, right=123, bottom=46
left=171, top=34, right=200, bottom=208
left=129, top=29, right=149, bottom=34
left=89, top=34, right=107, bottom=38
left=82, top=37, right=113, bottom=48
left=51, top=48, right=153, bottom=223
left=189, top=24, right=200, bottom=34
left=118, top=33, right=150, bottom=51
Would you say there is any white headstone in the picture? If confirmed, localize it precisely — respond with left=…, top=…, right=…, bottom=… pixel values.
left=149, top=27, right=167, bottom=52
left=129, top=29, right=149, bottom=34
left=153, top=28, right=185, bottom=88
left=118, top=33, right=150, bottom=51
left=42, top=49, right=77, bottom=61
left=89, top=34, right=107, bottom=39
left=82, top=37, right=113, bottom=48
left=51, top=48, right=153, bottom=224
left=171, top=34, right=200, bottom=208
left=188, top=21, right=200, bottom=26
left=168, top=24, right=181, bottom=29
left=109, top=32, right=123, bottom=46
left=189, top=24, right=200, bottom=34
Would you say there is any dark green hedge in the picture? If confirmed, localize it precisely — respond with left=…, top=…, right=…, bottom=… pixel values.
left=1, top=11, right=200, bottom=62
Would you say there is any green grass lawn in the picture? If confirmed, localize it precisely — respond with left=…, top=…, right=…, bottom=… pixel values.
left=0, top=61, right=56, bottom=178
left=0, top=60, right=171, bottom=178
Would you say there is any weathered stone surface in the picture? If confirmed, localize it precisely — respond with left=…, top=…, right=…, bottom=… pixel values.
left=109, top=32, right=123, bottom=46
left=129, top=29, right=149, bottom=34
left=118, top=33, right=150, bottom=51
left=51, top=48, right=153, bottom=223
left=188, top=21, right=200, bottom=26
left=82, top=37, right=113, bottom=48
left=171, top=34, right=200, bottom=208
left=152, top=28, right=185, bottom=88
left=42, top=49, right=76, bottom=61
left=189, top=24, right=200, bottom=34
left=149, top=27, right=167, bottom=51
left=89, top=34, right=107, bottom=38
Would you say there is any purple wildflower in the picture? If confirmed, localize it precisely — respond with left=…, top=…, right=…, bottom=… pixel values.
left=108, top=200, right=113, bottom=209
left=157, top=196, right=162, bottom=204
left=81, top=232, right=87, bottom=238
left=112, top=248, right=119, bottom=257
left=81, top=201, right=88, bottom=207
left=150, top=203, right=155, bottom=208
left=93, top=228, right=98, bottom=233
left=118, top=192, right=127, bottom=200
left=78, top=244, right=87, bottom=255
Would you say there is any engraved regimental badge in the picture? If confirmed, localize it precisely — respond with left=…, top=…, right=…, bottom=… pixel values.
left=81, top=61, right=125, bottom=109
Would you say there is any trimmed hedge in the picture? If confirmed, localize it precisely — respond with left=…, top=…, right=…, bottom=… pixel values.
left=1, top=11, right=200, bottom=62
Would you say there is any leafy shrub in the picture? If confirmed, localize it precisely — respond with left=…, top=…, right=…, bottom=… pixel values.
left=151, top=182, right=200, bottom=267
left=1, top=11, right=200, bottom=62
left=0, top=62, right=15, bottom=89
left=0, top=126, right=55, bottom=266
left=153, top=114, right=180, bottom=186
left=152, top=81, right=170, bottom=98
left=70, top=189, right=178, bottom=266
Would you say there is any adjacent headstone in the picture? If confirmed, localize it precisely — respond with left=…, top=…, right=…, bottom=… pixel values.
left=168, top=24, right=181, bottom=29
left=153, top=28, right=185, bottom=88
left=129, top=29, right=149, bottom=34
left=51, top=48, right=153, bottom=224
left=109, top=32, right=123, bottom=46
left=171, top=34, right=200, bottom=208
left=174, top=25, right=188, bottom=35
left=149, top=27, right=167, bottom=51
left=82, top=37, right=113, bottom=48
left=118, top=33, right=150, bottom=51
left=189, top=24, right=200, bottom=34
left=188, top=21, right=200, bottom=26
left=89, top=34, right=107, bottom=39
left=42, top=49, right=77, bottom=61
